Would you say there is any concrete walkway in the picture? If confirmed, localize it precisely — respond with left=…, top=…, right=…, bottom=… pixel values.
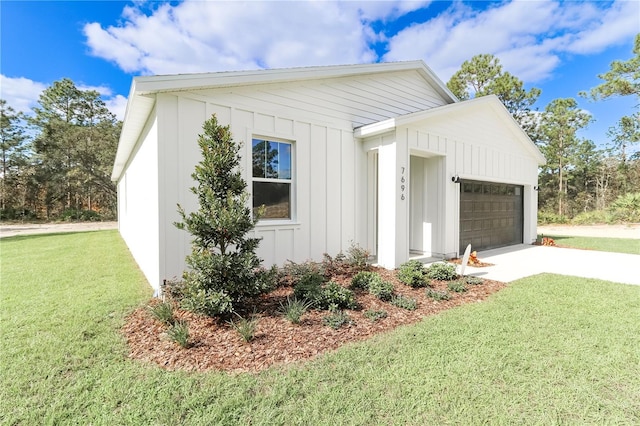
left=463, top=244, right=640, bottom=286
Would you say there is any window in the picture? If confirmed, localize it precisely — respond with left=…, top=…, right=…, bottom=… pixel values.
left=252, top=138, right=292, bottom=220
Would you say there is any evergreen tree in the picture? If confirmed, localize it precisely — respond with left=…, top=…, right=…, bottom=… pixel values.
left=31, top=78, right=119, bottom=218
left=0, top=100, right=29, bottom=216
left=446, top=54, right=541, bottom=136
left=175, top=114, right=273, bottom=316
left=536, top=98, right=592, bottom=216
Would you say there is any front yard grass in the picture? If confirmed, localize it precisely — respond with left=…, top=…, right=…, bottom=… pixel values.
left=2, top=231, right=639, bottom=424
left=538, top=234, right=640, bottom=254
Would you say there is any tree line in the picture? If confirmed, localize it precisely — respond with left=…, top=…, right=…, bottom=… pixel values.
left=1, top=35, right=638, bottom=223
left=1, top=79, right=120, bottom=221
left=446, top=34, right=640, bottom=223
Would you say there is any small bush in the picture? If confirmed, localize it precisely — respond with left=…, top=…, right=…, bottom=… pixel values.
left=426, top=262, right=458, bottom=281
left=179, top=281, right=233, bottom=316
left=538, top=211, right=569, bottom=225
left=279, top=260, right=325, bottom=286
left=322, top=306, right=353, bottom=329
left=321, top=281, right=358, bottom=310
left=350, top=271, right=377, bottom=289
left=390, top=294, right=417, bottom=310
left=571, top=210, right=610, bottom=225
left=278, top=296, right=312, bottom=324
left=229, top=314, right=258, bottom=342
left=293, top=272, right=326, bottom=306
left=346, top=242, right=370, bottom=271
left=397, top=260, right=428, bottom=288
left=609, top=193, right=640, bottom=223
left=368, top=275, right=395, bottom=301
left=148, top=301, right=175, bottom=326
left=61, top=208, right=101, bottom=222
left=426, top=288, right=451, bottom=301
left=363, top=309, right=387, bottom=322
left=294, top=275, right=357, bottom=310
left=447, top=280, right=468, bottom=293
left=167, top=320, right=190, bottom=348
left=322, top=252, right=350, bottom=276
left=463, top=276, right=483, bottom=285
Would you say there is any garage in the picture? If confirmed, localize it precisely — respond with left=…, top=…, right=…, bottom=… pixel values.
left=459, top=180, right=523, bottom=253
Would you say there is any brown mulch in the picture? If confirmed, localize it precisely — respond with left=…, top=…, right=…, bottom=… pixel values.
left=123, top=268, right=506, bottom=374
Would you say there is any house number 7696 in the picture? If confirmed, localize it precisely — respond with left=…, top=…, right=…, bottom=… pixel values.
left=400, top=167, right=406, bottom=201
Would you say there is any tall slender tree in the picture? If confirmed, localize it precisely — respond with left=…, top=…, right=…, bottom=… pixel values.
left=175, top=114, right=273, bottom=316
left=536, top=98, right=593, bottom=216
left=0, top=100, right=29, bottom=215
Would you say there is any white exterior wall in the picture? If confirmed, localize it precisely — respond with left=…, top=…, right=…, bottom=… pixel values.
left=117, top=113, right=161, bottom=290
left=403, top=107, right=540, bottom=257
left=153, top=91, right=376, bottom=284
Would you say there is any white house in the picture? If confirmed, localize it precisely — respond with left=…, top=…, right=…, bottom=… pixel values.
left=112, top=61, right=545, bottom=293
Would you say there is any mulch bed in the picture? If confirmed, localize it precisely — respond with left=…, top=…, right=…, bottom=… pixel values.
left=122, top=268, right=506, bottom=374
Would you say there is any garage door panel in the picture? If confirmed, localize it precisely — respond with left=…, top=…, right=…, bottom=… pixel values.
left=460, top=180, right=523, bottom=253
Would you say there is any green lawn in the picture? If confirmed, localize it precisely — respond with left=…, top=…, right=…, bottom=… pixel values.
left=2, top=231, right=640, bottom=424
left=537, top=234, right=640, bottom=255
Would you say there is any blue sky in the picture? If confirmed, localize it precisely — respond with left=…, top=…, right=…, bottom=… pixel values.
left=1, top=0, right=638, bottom=148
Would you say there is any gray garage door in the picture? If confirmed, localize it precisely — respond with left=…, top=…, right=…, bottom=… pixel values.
left=459, top=180, right=523, bottom=253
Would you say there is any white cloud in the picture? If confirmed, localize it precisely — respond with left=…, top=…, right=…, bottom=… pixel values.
left=83, top=0, right=407, bottom=75
left=105, top=94, right=128, bottom=121
left=0, top=75, right=47, bottom=114
left=566, top=0, right=640, bottom=54
left=83, top=0, right=638, bottom=86
left=384, top=0, right=639, bottom=83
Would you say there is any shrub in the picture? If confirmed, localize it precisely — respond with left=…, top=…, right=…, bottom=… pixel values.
left=278, top=296, right=312, bottom=324
left=322, top=252, right=350, bottom=276
left=61, top=208, right=101, bottom=222
left=425, top=262, right=458, bottom=281
left=279, top=260, right=325, bottom=286
left=397, top=260, right=428, bottom=288
left=571, top=210, right=610, bottom=225
left=148, top=301, right=175, bottom=326
left=175, top=114, right=270, bottom=317
left=350, top=271, right=378, bottom=289
left=426, top=288, right=451, bottom=301
left=167, top=320, right=190, bottom=348
left=363, top=309, right=387, bottom=322
left=179, top=280, right=233, bottom=317
left=609, top=193, right=640, bottom=223
left=321, top=281, right=358, bottom=310
left=293, top=275, right=357, bottom=310
left=538, top=211, right=569, bottom=225
left=229, top=314, right=258, bottom=342
left=368, top=275, right=395, bottom=301
left=346, top=242, right=370, bottom=271
left=463, top=276, right=483, bottom=285
left=390, top=294, right=417, bottom=310
left=322, top=306, right=353, bottom=329
left=447, top=280, right=468, bottom=293
left=293, top=272, right=326, bottom=306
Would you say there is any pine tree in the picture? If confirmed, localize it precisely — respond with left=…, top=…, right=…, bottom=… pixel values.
left=175, top=114, right=273, bottom=316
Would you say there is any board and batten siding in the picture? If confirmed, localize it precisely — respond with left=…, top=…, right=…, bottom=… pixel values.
left=189, top=69, right=448, bottom=129
left=117, top=112, right=161, bottom=288
left=154, top=90, right=371, bottom=286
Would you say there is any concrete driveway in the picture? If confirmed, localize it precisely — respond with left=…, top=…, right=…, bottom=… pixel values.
left=464, top=244, right=640, bottom=286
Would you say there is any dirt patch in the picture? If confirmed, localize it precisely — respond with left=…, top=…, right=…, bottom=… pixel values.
left=123, top=268, right=506, bottom=374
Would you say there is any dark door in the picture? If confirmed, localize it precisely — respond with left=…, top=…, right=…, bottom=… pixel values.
left=459, top=180, right=523, bottom=253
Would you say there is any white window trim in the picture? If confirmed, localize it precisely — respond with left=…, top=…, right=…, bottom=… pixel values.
left=249, top=135, right=296, bottom=224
